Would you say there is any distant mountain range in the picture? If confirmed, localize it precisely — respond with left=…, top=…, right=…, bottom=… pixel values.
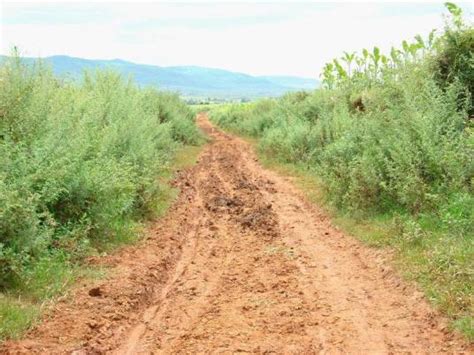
left=0, top=55, right=318, bottom=99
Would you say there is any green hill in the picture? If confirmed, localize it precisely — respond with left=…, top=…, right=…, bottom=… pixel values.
left=1, top=55, right=318, bottom=99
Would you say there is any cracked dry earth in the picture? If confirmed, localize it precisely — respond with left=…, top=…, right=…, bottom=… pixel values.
left=3, top=114, right=472, bottom=354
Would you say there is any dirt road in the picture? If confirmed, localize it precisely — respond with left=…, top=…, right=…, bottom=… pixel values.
left=4, top=114, right=471, bottom=354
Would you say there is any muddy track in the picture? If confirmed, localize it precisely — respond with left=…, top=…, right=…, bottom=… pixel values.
left=3, top=114, right=471, bottom=354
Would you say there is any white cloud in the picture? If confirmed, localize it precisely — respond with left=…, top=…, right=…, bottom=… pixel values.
left=1, top=2, right=470, bottom=77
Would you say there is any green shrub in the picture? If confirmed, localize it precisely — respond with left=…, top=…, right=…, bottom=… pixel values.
left=0, top=54, right=200, bottom=290
left=434, top=3, right=474, bottom=115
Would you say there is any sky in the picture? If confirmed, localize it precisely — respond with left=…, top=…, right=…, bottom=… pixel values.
left=1, top=1, right=473, bottom=78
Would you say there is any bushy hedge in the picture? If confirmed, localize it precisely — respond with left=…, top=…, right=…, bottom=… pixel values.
left=210, top=5, right=473, bottom=222
left=0, top=54, right=200, bottom=289
left=211, top=72, right=473, bottom=219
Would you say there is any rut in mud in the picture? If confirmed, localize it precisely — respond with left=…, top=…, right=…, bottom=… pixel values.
left=3, top=114, right=471, bottom=354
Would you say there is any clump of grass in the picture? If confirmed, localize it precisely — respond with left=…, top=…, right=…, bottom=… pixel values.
left=0, top=297, right=39, bottom=340
left=209, top=3, right=473, bottom=339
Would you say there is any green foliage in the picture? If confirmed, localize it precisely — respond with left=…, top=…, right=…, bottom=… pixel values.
left=0, top=53, right=201, bottom=291
left=434, top=4, right=474, bottom=115
left=209, top=4, right=473, bottom=338
left=320, top=2, right=473, bottom=115
left=0, top=297, right=39, bottom=340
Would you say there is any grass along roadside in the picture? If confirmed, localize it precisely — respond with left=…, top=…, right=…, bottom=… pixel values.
left=0, top=141, right=205, bottom=341
left=233, top=134, right=473, bottom=341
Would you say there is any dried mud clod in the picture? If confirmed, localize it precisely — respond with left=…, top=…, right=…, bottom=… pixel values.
left=88, top=287, right=103, bottom=297
left=205, top=195, right=243, bottom=212
left=239, top=204, right=277, bottom=232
